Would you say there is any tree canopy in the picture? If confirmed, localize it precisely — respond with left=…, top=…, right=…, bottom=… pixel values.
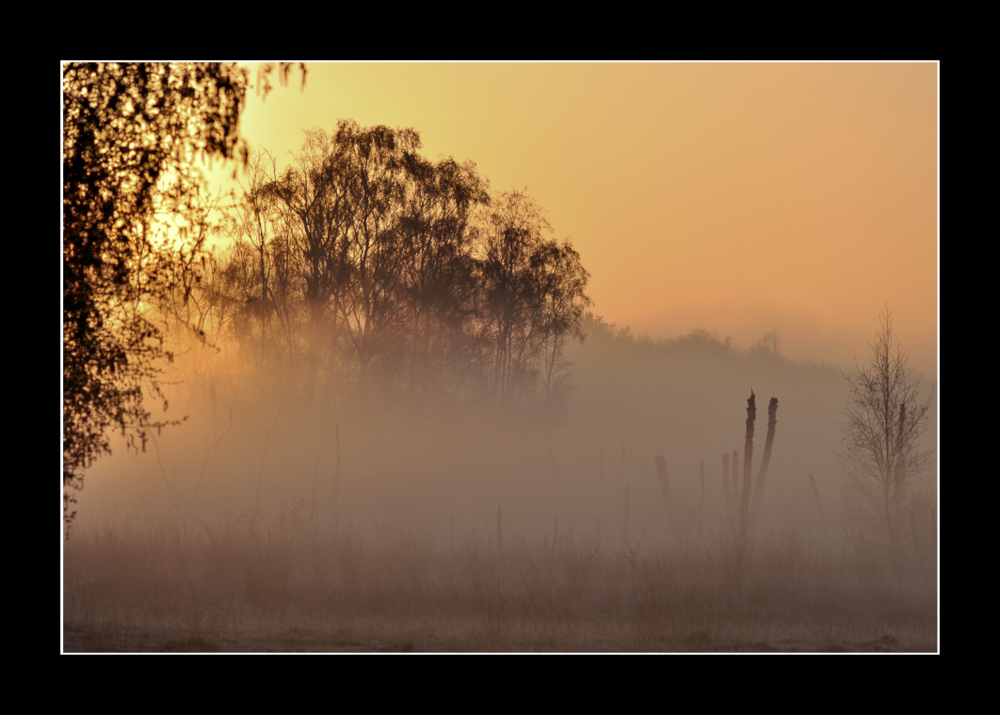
left=62, top=64, right=589, bottom=528
left=62, top=62, right=254, bottom=515
left=209, top=122, right=591, bottom=409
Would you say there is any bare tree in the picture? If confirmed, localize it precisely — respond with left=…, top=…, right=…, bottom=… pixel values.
left=838, top=307, right=934, bottom=550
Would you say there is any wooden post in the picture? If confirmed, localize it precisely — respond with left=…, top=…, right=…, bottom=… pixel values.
left=598, top=445, right=605, bottom=543
left=749, top=397, right=778, bottom=532
left=497, top=502, right=503, bottom=555
left=623, top=484, right=630, bottom=546
left=334, top=424, right=340, bottom=543
left=698, top=458, right=706, bottom=533
left=655, top=455, right=676, bottom=539
left=808, top=474, right=828, bottom=531
left=895, top=403, right=906, bottom=532
left=731, top=450, right=741, bottom=517
left=722, top=451, right=732, bottom=517
left=739, top=391, right=756, bottom=544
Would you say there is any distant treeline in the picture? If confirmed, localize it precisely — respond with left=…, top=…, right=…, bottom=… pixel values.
left=179, top=120, right=590, bottom=408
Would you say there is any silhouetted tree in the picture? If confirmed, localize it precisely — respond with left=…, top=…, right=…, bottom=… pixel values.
left=478, top=190, right=590, bottom=405
left=215, top=126, right=588, bottom=410
left=260, top=122, right=492, bottom=400
left=264, top=127, right=349, bottom=393
left=221, top=148, right=284, bottom=363
left=535, top=239, right=591, bottom=403
left=264, top=122, right=424, bottom=395
left=339, top=123, right=419, bottom=379
left=62, top=62, right=303, bottom=523
left=396, top=155, right=489, bottom=396
left=838, top=307, right=934, bottom=550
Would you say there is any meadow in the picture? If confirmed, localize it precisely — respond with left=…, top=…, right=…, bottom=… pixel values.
left=62, top=319, right=937, bottom=653
left=63, top=502, right=936, bottom=652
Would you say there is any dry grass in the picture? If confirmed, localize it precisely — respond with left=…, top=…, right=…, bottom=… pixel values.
left=63, top=510, right=936, bottom=653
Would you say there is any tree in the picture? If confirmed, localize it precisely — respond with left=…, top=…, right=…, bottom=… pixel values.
left=211, top=127, right=588, bottom=410
left=838, top=307, right=934, bottom=550
left=478, top=190, right=590, bottom=405
left=221, top=148, right=283, bottom=363
left=261, top=122, right=491, bottom=400
left=62, top=62, right=303, bottom=523
left=333, top=120, right=421, bottom=382
left=395, top=154, right=489, bottom=396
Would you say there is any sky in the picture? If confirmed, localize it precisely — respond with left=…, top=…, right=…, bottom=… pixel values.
left=220, top=61, right=938, bottom=377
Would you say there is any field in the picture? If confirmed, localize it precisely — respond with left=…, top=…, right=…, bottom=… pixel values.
left=63, top=513, right=936, bottom=653
left=62, top=62, right=938, bottom=654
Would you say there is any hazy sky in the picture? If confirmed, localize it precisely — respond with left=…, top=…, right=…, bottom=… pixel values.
left=224, top=61, right=938, bottom=376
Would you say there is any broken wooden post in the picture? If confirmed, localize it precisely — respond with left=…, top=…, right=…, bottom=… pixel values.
left=739, top=391, right=756, bottom=544
left=749, top=397, right=779, bottom=532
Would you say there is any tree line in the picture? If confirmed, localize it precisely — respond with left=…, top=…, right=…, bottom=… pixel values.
left=192, top=120, right=591, bottom=409
left=63, top=62, right=588, bottom=525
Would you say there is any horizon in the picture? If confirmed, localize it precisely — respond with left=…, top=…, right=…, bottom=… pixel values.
left=214, top=61, right=938, bottom=377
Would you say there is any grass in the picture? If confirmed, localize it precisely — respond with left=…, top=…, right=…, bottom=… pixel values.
left=63, top=507, right=936, bottom=652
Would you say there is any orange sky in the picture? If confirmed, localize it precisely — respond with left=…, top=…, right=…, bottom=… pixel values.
left=225, top=62, right=938, bottom=377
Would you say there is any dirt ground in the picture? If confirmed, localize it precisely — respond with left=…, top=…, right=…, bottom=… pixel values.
left=63, top=600, right=937, bottom=653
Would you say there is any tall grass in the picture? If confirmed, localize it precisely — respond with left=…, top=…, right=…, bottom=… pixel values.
left=63, top=509, right=936, bottom=652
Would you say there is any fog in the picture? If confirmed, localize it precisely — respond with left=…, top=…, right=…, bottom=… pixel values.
left=64, top=62, right=937, bottom=652
left=69, top=322, right=847, bottom=541
left=64, top=317, right=937, bottom=652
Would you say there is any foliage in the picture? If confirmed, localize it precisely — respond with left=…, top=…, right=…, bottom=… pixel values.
left=479, top=190, right=591, bottom=404
left=213, top=124, right=591, bottom=408
left=63, top=62, right=254, bottom=519
left=838, top=307, right=934, bottom=550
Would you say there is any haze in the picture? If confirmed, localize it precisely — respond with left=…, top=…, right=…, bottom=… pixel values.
left=233, top=62, right=938, bottom=376
left=63, top=62, right=939, bottom=652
